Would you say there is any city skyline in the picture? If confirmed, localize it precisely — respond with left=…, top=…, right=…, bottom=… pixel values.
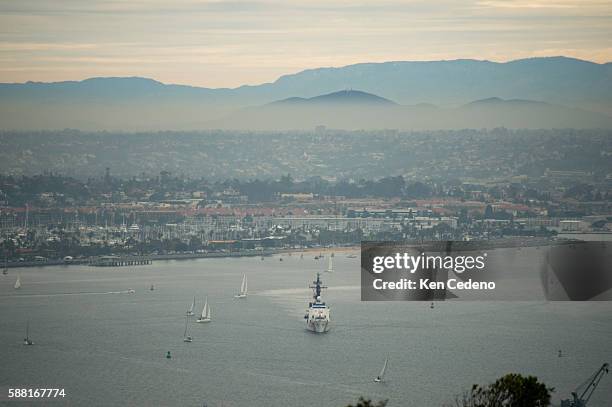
left=1, top=0, right=611, bottom=87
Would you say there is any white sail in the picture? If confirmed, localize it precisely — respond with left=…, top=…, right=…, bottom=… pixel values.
left=240, top=274, right=247, bottom=295
left=14, top=275, right=21, bottom=289
left=326, top=256, right=333, bottom=273
left=187, top=296, right=195, bottom=314
left=197, top=297, right=211, bottom=322
left=23, top=320, right=33, bottom=345
left=376, top=356, right=389, bottom=382
left=235, top=274, right=248, bottom=298
left=202, top=298, right=211, bottom=319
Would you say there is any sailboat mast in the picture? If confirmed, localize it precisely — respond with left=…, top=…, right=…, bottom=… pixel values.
left=380, top=356, right=388, bottom=378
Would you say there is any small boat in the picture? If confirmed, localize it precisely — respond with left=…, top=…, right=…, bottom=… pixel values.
left=183, top=316, right=193, bottom=342
left=127, top=288, right=135, bottom=294
left=14, top=275, right=21, bottom=289
left=325, top=255, right=333, bottom=273
left=430, top=302, right=435, bottom=309
left=166, top=351, right=172, bottom=359
left=150, top=284, right=155, bottom=291
left=235, top=274, right=247, bottom=298
left=197, top=297, right=212, bottom=323
left=187, top=296, right=196, bottom=315
left=374, top=356, right=388, bottom=383
left=23, top=321, right=33, bottom=346
left=346, top=254, right=357, bottom=259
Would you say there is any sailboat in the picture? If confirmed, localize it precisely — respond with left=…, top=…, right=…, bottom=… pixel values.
left=374, top=356, right=388, bottom=383
left=14, top=275, right=21, bottom=289
left=235, top=274, right=247, bottom=298
left=186, top=296, right=196, bottom=316
left=325, top=255, right=333, bottom=273
left=23, top=321, right=33, bottom=345
left=197, top=297, right=211, bottom=323
left=183, top=316, right=193, bottom=342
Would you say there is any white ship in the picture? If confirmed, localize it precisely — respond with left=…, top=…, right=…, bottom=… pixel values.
left=304, top=273, right=330, bottom=333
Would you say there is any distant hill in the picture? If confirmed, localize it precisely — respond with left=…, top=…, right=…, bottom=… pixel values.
left=211, top=93, right=612, bottom=130
left=270, top=90, right=396, bottom=106
left=1, top=56, right=612, bottom=130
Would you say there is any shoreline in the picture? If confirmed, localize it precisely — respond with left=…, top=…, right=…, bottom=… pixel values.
left=2, top=245, right=361, bottom=269
left=5, top=234, right=603, bottom=269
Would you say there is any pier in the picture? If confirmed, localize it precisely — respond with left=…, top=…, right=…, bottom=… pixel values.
left=89, top=255, right=152, bottom=267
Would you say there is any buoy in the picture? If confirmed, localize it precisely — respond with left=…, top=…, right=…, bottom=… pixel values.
left=166, top=351, right=171, bottom=359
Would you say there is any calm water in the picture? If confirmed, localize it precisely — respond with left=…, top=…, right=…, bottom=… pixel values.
left=1, top=249, right=611, bottom=407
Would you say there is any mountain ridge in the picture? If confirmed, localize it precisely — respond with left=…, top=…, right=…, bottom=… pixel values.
left=1, top=56, right=612, bottom=130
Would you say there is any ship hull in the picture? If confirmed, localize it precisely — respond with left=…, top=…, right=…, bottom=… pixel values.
left=306, top=319, right=330, bottom=333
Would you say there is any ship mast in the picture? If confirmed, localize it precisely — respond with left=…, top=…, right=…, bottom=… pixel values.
left=309, top=273, right=327, bottom=300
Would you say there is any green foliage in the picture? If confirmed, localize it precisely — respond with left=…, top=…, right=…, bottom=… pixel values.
left=346, top=397, right=388, bottom=407
left=450, top=373, right=554, bottom=407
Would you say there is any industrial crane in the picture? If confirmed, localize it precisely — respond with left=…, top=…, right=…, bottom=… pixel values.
left=561, top=363, right=609, bottom=407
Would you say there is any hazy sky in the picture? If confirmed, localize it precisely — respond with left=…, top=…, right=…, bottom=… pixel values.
left=1, top=0, right=611, bottom=88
